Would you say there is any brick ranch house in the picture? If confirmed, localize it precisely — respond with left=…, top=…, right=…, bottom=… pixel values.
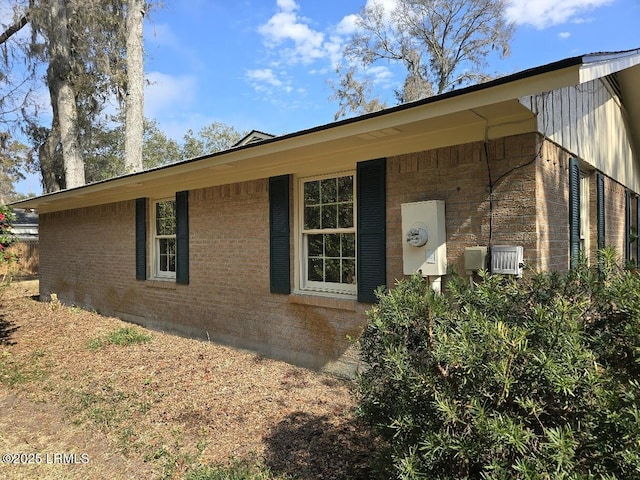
left=13, top=49, right=640, bottom=373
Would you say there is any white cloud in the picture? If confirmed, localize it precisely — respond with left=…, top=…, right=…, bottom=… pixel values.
left=335, top=14, right=359, bottom=36
left=572, top=16, right=596, bottom=24
left=253, top=1, right=401, bottom=102
left=245, top=68, right=297, bottom=95
left=368, top=65, right=394, bottom=87
left=258, top=0, right=363, bottom=67
left=246, top=68, right=284, bottom=88
left=276, top=0, right=298, bottom=12
left=506, top=0, right=614, bottom=29
left=558, top=31, right=572, bottom=39
left=258, top=2, right=326, bottom=64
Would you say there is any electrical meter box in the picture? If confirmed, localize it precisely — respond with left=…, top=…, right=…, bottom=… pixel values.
left=401, top=200, right=446, bottom=276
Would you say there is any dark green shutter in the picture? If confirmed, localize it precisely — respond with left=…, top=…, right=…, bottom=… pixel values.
left=269, top=175, right=290, bottom=294
left=569, top=158, right=581, bottom=269
left=625, top=190, right=632, bottom=263
left=176, top=190, right=189, bottom=285
left=637, top=196, right=640, bottom=266
left=357, top=158, right=386, bottom=303
left=135, top=198, right=147, bottom=280
left=596, top=173, right=605, bottom=250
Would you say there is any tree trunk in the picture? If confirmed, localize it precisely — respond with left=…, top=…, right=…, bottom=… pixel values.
left=39, top=123, right=63, bottom=193
left=124, top=0, right=145, bottom=173
left=48, top=0, right=85, bottom=189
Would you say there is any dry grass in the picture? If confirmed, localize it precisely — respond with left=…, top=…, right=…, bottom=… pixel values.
left=0, top=280, right=376, bottom=479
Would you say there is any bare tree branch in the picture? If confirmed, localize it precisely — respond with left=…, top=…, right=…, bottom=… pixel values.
left=0, top=12, right=30, bottom=46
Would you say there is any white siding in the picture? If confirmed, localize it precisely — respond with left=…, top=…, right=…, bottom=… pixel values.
left=521, top=78, right=640, bottom=193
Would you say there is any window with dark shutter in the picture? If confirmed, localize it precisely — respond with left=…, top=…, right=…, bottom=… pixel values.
left=135, top=198, right=147, bottom=280
left=176, top=190, right=189, bottom=285
left=569, top=158, right=581, bottom=269
left=270, top=175, right=291, bottom=294
left=357, top=158, right=386, bottom=303
left=596, top=173, right=605, bottom=250
left=625, top=190, right=632, bottom=264
left=637, top=196, right=640, bottom=265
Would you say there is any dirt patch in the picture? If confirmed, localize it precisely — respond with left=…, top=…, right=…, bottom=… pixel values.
left=0, top=392, right=156, bottom=479
left=0, top=280, right=377, bottom=479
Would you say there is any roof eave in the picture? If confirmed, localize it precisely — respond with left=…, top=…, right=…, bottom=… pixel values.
left=17, top=52, right=631, bottom=213
left=579, top=48, right=640, bottom=83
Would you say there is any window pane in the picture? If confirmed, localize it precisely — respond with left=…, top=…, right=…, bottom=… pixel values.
left=337, top=176, right=353, bottom=202
left=325, top=259, right=340, bottom=283
left=305, top=206, right=320, bottom=230
left=321, top=204, right=337, bottom=229
left=308, top=258, right=323, bottom=282
left=304, top=180, right=320, bottom=205
left=156, top=200, right=176, bottom=235
left=338, top=203, right=353, bottom=228
left=325, top=234, right=340, bottom=258
left=321, top=178, right=337, bottom=203
left=308, top=235, right=323, bottom=257
left=341, top=233, right=355, bottom=257
left=342, top=259, right=356, bottom=284
left=159, top=238, right=176, bottom=272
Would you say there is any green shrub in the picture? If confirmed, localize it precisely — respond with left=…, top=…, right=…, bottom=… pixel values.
left=358, top=258, right=640, bottom=479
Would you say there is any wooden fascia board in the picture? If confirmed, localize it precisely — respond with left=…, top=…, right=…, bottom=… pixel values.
left=579, top=50, right=640, bottom=83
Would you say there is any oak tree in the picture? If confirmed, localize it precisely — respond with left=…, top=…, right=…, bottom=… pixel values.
left=0, top=0, right=149, bottom=191
left=332, top=0, right=514, bottom=119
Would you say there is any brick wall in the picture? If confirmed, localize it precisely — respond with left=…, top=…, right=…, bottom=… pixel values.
left=39, top=132, right=634, bottom=372
left=534, top=139, right=630, bottom=270
left=386, top=133, right=632, bottom=278
left=39, top=180, right=366, bottom=373
left=535, top=139, right=572, bottom=272
left=602, top=174, right=628, bottom=260
left=387, top=133, right=540, bottom=279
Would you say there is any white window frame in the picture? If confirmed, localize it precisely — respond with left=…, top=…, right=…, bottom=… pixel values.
left=152, top=198, right=176, bottom=280
left=580, top=171, right=590, bottom=259
left=297, top=171, right=357, bottom=296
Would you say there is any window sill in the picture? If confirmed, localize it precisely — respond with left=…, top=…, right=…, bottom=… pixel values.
left=288, top=292, right=357, bottom=311
left=145, top=278, right=177, bottom=289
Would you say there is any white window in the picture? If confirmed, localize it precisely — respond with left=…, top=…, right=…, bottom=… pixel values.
left=299, top=172, right=356, bottom=295
left=153, top=199, right=176, bottom=279
left=580, top=172, right=590, bottom=258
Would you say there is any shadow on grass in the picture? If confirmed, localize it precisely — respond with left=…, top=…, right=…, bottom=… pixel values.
left=263, top=411, right=378, bottom=480
left=0, top=314, right=19, bottom=345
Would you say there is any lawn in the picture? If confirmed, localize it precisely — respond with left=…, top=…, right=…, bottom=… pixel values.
left=0, top=280, right=375, bottom=479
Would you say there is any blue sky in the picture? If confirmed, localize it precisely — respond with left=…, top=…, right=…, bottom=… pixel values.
left=142, top=0, right=640, bottom=137
left=15, top=0, right=640, bottom=194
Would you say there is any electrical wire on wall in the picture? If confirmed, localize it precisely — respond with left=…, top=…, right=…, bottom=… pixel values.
left=473, top=91, right=550, bottom=273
